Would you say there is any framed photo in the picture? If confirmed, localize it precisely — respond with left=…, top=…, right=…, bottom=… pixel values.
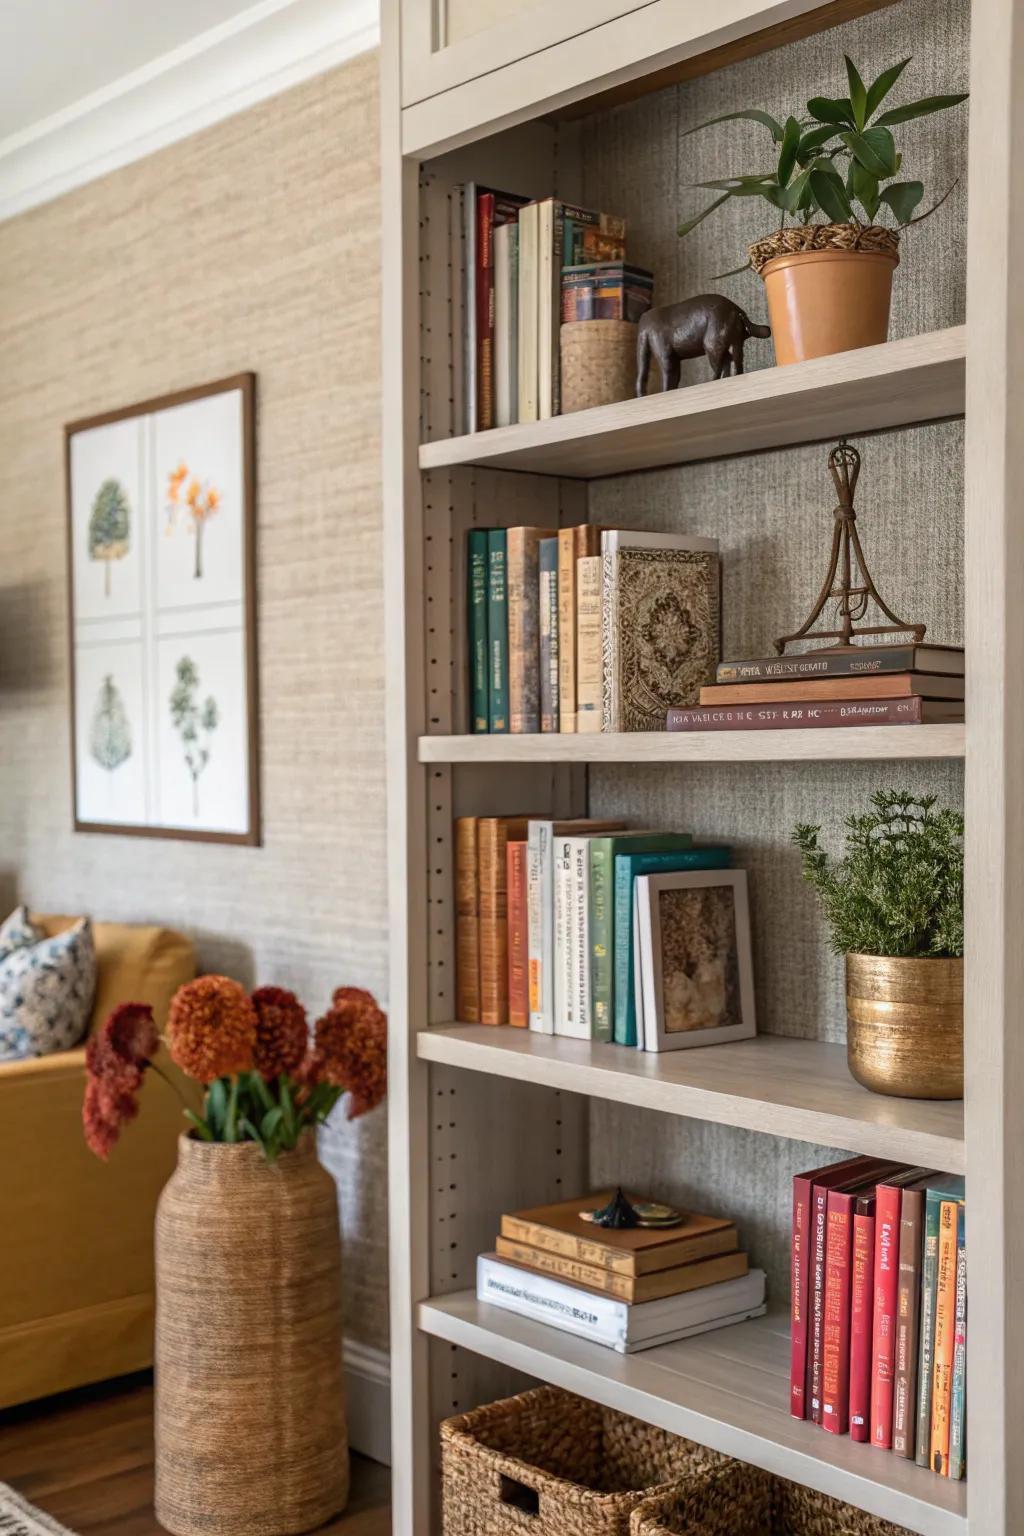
left=634, top=869, right=755, bottom=1050
left=65, top=375, right=259, bottom=844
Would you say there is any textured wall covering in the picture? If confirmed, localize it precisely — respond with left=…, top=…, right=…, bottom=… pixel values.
left=0, top=54, right=389, bottom=1350
left=579, top=0, right=967, bottom=1303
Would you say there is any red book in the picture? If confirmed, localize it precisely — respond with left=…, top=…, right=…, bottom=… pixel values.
left=822, top=1180, right=877, bottom=1434
left=849, top=1195, right=876, bottom=1443
left=871, top=1169, right=934, bottom=1448
left=790, top=1157, right=892, bottom=1421
left=476, top=192, right=496, bottom=432
left=506, top=840, right=529, bottom=1027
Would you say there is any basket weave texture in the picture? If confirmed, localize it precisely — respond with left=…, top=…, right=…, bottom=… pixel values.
left=154, top=1133, right=349, bottom=1536
left=631, top=1460, right=911, bottom=1536
left=749, top=223, right=900, bottom=275
left=441, top=1385, right=725, bottom=1536
left=561, top=320, right=638, bottom=413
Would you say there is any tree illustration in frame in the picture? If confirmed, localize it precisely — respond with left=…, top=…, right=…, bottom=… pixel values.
left=89, top=675, right=132, bottom=777
left=88, top=479, right=130, bottom=596
left=166, top=462, right=221, bottom=579
left=170, top=657, right=219, bottom=817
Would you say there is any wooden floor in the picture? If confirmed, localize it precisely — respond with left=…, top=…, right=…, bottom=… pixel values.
left=0, top=1375, right=391, bottom=1535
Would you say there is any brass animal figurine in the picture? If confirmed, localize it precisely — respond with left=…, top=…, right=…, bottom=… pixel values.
left=636, top=294, right=771, bottom=392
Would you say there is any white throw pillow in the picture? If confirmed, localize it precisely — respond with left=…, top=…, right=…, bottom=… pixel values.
left=0, top=916, right=97, bottom=1062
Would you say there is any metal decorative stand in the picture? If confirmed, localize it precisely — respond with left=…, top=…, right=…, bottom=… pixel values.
left=774, top=441, right=926, bottom=655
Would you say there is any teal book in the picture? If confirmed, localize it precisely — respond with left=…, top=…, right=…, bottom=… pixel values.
left=468, top=530, right=490, bottom=733
left=915, top=1176, right=966, bottom=1468
left=948, top=1203, right=967, bottom=1480
left=612, top=846, right=732, bottom=1046
left=589, top=832, right=693, bottom=1044
left=487, top=529, right=509, bottom=734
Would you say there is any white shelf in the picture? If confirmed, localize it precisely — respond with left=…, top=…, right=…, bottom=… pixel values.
left=418, top=723, right=965, bottom=764
left=419, top=1298, right=966, bottom=1536
left=418, top=328, right=966, bottom=480
left=417, top=1027, right=965, bottom=1172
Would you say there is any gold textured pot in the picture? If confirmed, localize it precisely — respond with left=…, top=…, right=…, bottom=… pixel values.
left=845, top=953, right=963, bottom=1099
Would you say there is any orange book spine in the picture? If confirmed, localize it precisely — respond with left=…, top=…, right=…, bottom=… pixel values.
left=930, top=1200, right=959, bottom=1474
left=454, top=817, right=480, bottom=1022
left=507, top=840, right=529, bottom=1026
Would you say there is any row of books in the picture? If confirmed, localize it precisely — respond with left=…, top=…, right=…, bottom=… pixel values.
left=477, top=1191, right=767, bottom=1354
left=462, top=184, right=648, bottom=431
left=669, top=643, right=965, bottom=733
left=468, top=526, right=720, bottom=735
left=791, top=1156, right=966, bottom=1480
left=455, top=814, right=729, bottom=1043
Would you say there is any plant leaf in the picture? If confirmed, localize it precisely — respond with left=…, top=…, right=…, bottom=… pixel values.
left=778, top=116, right=801, bottom=186
left=683, top=108, right=785, bottom=143
left=865, top=57, right=911, bottom=120
left=845, top=56, right=868, bottom=130
left=677, top=192, right=730, bottom=238
left=809, top=166, right=854, bottom=222
left=902, top=177, right=959, bottom=227
left=808, top=96, right=856, bottom=127
left=784, top=168, right=813, bottom=215
left=184, top=1109, right=214, bottom=1141
left=849, top=161, right=880, bottom=220
left=205, top=1078, right=227, bottom=1139
left=797, top=123, right=842, bottom=161
left=840, top=126, right=897, bottom=178
left=875, top=93, right=968, bottom=127
left=879, top=179, right=925, bottom=224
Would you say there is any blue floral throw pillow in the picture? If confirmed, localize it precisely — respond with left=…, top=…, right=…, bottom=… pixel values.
left=0, top=915, right=97, bottom=1062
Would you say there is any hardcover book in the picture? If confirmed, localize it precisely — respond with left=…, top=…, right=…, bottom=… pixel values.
left=557, top=524, right=599, bottom=732
left=930, top=1198, right=960, bottom=1474
left=701, top=673, right=965, bottom=706
left=576, top=554, right=604, bottom=733
left=500, top=1193, right=735, bottom=1277
left=948, top=1204, right=967, bottom=1480
left=667, top=698, right=964, bottom=732
left=915, top=1177, right=965, bottom=1468
left=526, top=819, right=623, bottom=1034
left=454, top=817, right=480, bottom=1022
left=486, top=530, right=509, bottom=733
left=822, top=1176, right=882, bottom=1434
left=494, top=1234, right=748, bottom=1303
left=601, top=531, right=720, bottom=732
left=715, top=644, right=964, bottom=684
left=506, top=839, right=529, bottom=1027
left=538, top=537, right=559, bottom=732
left=892, top=1183, right=928, bottom=1458
left=871, top=1168, right=935, bottom=1449
left=478, top=816, right=530, bottom=1025
left=517, top=201, right=539, bottom=424
left=507, top=526, right=549, bottom=733
left=467, top=530, right=490, bottom=733
left=494, top=221, right=519, bottom=428
left=849, top=1193, right=876, bottom=1442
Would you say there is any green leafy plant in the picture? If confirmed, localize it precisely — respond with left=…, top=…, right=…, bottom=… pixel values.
left=678, top=56, right=967, bottom=245
left=793, top=790, right=963, bottom=958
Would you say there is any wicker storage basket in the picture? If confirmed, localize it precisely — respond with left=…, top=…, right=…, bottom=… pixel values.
left=631, top=1460, right=911, bottom=1536
left=561, top=320, right=637, bottom=413
left=441, top=1385, right=725, bottom=1536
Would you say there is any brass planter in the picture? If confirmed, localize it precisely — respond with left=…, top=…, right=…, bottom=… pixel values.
left=845, top=953, right=963, bottom=1099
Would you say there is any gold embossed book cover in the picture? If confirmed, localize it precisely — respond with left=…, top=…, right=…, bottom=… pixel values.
left=600, top=530, right=720, bottom=731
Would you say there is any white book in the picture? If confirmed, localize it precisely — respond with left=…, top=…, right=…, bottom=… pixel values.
left=633, top=879, right=645, bottom=1050
left=517, top=202, right=539, bottom=424
left=553, top=836, right=577, bottom=1036
left=494, top=222, right=518, bottom=429
left=477, top=1254, right=767, bottom=1352
left=568, top=836, right=593, bottom=1038
left=537, top=197, right=560, bottom=420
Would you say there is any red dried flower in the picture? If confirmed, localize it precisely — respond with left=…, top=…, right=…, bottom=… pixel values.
left=166, top=975, right=257, bottom=1083
left=251, top=986, right=308, bottom=1077
left=106, top=1001, right=159, bottom=1065
left=82, top=1001, right=158, bottom=1159
left=313, top=987, right=387, bottom=1119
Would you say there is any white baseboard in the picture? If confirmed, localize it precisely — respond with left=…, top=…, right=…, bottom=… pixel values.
left=344, top=1338, right=391, bottom=1466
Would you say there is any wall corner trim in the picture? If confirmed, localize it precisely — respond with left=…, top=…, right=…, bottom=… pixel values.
left=0, top=0, right=381, bottom=224
left=344, top=1337, right=391, bottom=1466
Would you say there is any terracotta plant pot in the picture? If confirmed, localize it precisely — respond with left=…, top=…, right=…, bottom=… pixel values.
left=759, top=246, right=898, bottom=366
left=155, top=1133, right=348, bottom=1536
left=845, top=953, right=963, bottom=1100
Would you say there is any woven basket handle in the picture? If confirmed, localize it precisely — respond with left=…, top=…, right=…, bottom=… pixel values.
left=490, top=1467, right=544, bottom=1527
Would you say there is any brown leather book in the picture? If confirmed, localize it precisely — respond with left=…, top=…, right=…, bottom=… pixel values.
left=494, top=1234, right=747, bottom=1303
left=701, top=673, right=965, bottom=706
left=454, top=817, right=480, bottom=1023
left=502, top=1192, right=735, bottom=1276
left=479, top=816, right=530, bottom=1025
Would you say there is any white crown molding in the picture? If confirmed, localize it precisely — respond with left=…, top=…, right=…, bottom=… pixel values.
left=0, top=0, right=380, bottom=224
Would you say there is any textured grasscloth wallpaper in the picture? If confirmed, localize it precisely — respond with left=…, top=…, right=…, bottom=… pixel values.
left=579, top=0, right=968, bottom=1303
left=0, top=54, right=389, bottom=1351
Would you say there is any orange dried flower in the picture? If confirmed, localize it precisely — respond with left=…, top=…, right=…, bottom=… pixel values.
left=166, top=975, right=256, bottom=1083
left=313, top=987, right=387, bottom=1119
left=251, top=986, right=308, bottom=1077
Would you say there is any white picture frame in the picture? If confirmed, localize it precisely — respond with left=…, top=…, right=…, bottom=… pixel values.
left=634, top=869, right=756, bottom=1051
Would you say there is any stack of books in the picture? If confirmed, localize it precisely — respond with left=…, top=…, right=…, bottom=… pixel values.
left=791, top=1156, right=966, bottom=1481
left=668, top=644, right=965, bottom=733
left=460, top=185, right=647, bottom=430
left=478, top=1192, right=766, bottom=1354
left=455, top=814, right=730, bottom=1043
left=467, top=526, right=720, bottom=735
left=560, top=261, right=654, bottom=323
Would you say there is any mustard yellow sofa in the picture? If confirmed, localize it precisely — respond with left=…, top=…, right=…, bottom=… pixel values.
left=0, top=915, right=195, bottom=1409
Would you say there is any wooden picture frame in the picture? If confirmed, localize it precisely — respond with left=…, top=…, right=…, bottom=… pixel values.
left=65, top=374, right=259, bottom=845
left=634, top=869, right=755, bottom=1050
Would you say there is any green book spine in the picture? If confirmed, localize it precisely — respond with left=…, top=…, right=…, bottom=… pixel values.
left=612, top=846, right=731, bottom=1046
left=468, top=531, right=489, bottom=733
left=487, top=530, right=509, bottom=734
left=915, top=1179, right=965, bottom=1466
left=948, top=1205, right=967, bottom=1480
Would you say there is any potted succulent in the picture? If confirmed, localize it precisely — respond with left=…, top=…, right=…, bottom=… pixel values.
left=678, top=57, right=967, bottom=363
left=794, top=791, right=963, bottom=1099
left=83, top=977, right=387, bottom=1536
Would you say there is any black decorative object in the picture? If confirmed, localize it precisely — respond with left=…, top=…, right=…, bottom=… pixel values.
left=636, top=294, right=771, bottom=391
left=588, top=1188, right=641, bottom=1229
left=775, top=441, right=926, bottom=655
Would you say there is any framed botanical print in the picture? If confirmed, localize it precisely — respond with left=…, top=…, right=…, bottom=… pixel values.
left=65, top=375, right=259, bottom=844
left=634, top=869, right=755, bottom=1050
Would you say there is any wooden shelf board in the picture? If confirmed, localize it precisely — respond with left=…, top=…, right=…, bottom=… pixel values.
left=416, top=1027, right=965, bottom=1171
left=418, top=723, right=965, bottom=764
left=419, top=1299, right=966, bottom=1536
left=418, top=328, right=965, bottom=479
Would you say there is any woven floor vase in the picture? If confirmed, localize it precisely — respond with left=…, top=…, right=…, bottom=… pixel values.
left=155, top=1132, right=349, bottom=1536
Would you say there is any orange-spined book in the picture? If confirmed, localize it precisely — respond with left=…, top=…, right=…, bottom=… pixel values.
left=507, top=839, right=529, bottom=1026
left=455, top=817, right=480, bottom=1022
left=930, top=1199, right=959, bottom=1474
left=479, top=816, right=530, bottom=1025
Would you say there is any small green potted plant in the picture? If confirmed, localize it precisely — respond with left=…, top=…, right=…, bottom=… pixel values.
left=679, top=57, right=967, bottom=364
left=794, top=790, right=963, bottom=1099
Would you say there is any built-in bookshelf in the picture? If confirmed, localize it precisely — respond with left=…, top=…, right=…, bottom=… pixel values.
left=382, top=3, right=1020, bottom=1533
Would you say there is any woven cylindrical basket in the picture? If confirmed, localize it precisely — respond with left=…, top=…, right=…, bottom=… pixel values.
left=631, top=1460, right=911, bottom=1535
left=441, top=1384, right=725, bottom=1536
left=154, top=1133, right=348, bottom=1536
left=561, top=320, right=638, bottom=413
